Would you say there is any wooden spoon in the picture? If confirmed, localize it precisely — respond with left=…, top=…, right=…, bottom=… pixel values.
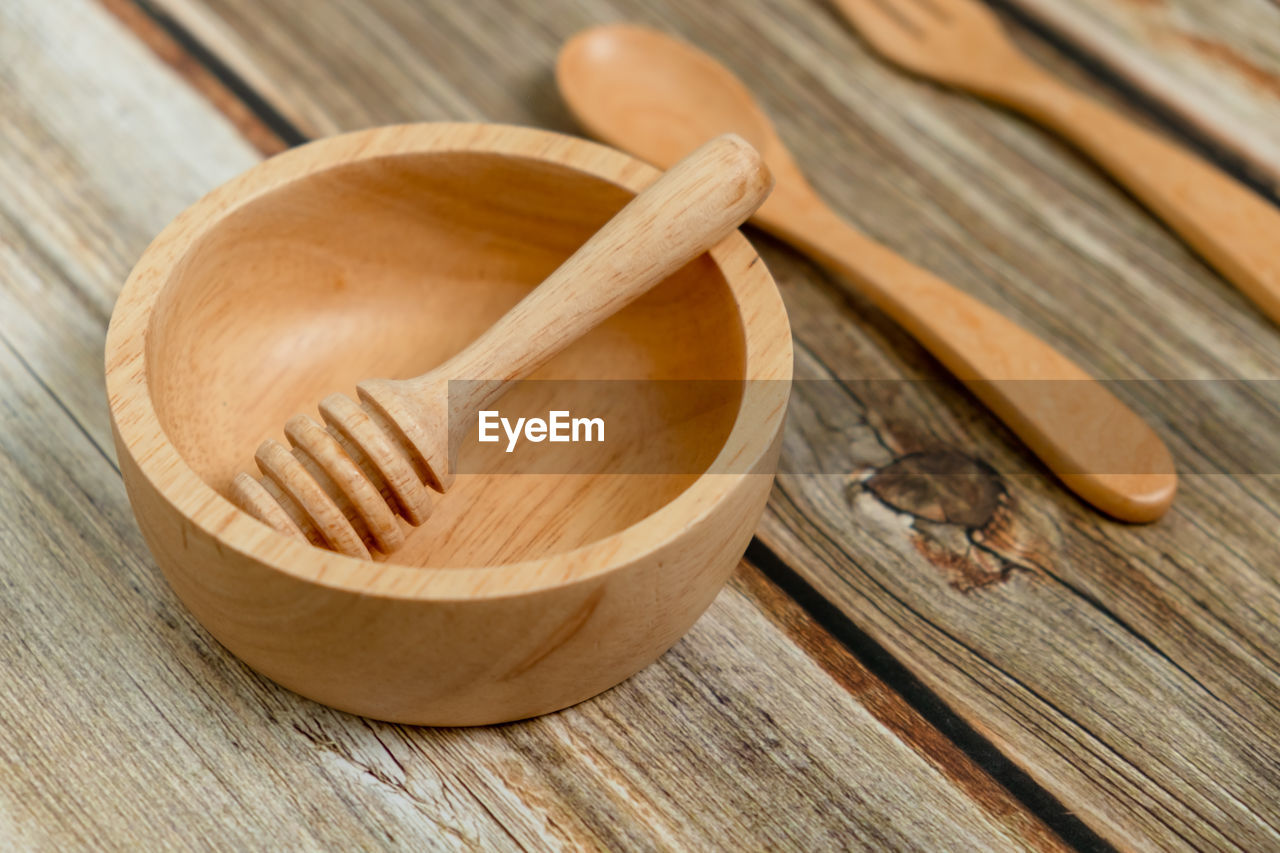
left=231, top=133, right=773, bottom=557
left=557, top=23, right=1177, bottom=523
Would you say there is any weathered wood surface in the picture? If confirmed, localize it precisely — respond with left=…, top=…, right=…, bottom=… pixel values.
left=128, top=0, right=1280, bottom=849
left=1000, top=0, right=1280, bottom=187
left=0, top=0, right=1064, bottom=848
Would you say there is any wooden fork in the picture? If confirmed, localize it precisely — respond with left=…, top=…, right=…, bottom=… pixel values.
left=833, top=0, right=1280, bottom=325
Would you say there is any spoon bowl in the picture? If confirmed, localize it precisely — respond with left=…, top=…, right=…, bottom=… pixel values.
left=560, top=25, right=782, bottom=166
left=558, top=24, right=810, bottom=223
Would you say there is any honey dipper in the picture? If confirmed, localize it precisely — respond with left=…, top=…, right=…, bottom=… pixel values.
left=230, top=134, right=773, bottom=558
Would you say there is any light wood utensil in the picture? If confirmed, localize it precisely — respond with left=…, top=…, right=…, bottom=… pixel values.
left=831, top=0, right=1280, bottom=325
left=231, top=133, right=773, bottom=558
left=557, top=24, right=1177, bottom=523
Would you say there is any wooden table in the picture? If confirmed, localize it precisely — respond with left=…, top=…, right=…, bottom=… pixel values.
left=2, top=0, right=1278, bottom=848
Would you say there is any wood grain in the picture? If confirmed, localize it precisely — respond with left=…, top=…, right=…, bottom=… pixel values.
left=829, top=0, right=1280, bottom=326
left=96, top=0, right=288, bottom=155
left=998, top=0, right=1280, bottom=187
left=0, top=0, right=1060, bottom=846
left=124, top=0, right=1280, bottom=849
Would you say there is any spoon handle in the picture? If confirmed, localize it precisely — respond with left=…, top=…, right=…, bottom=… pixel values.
left=994, top=69, right=1280, bottom=326
left=774, top=201, right=1176, bottom=522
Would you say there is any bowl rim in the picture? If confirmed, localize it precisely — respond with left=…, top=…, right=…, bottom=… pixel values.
left=106, top=122, right=792, bottom=601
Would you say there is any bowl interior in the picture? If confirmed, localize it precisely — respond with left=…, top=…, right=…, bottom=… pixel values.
left=146, top=150, right=747, bottom=568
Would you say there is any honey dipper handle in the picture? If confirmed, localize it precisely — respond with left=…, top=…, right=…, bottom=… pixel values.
left=448, top=133, right=770, bottom=387
left=359, top=133, right=772, bottom=487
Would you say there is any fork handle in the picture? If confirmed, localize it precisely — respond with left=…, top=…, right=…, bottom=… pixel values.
left=769, top=199, right=1176, bottom=522
left=1000, top=72, right=1280, bottom=325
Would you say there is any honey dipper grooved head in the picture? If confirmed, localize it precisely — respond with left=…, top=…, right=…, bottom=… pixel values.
left=232, top=392, right=436, bottom=558
left=284, top=414, right=404, bottom=553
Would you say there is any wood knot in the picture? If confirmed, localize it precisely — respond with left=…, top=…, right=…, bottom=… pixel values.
left=858, top=452, right=1045, bottom=594
left=864, top=451, right=1004, bottom=529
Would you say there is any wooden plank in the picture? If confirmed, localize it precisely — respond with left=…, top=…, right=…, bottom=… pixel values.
left=0, top=0, right=260, bottom=455
left=0, top=357, right=1054, bottom=851
left=0, top=1, right=1060, bottom=848
left=97, top=0, right=289, bottom=155
left=998, top=0, right=1280, bottom=187
left=123, top=0, right=1280, bottom=849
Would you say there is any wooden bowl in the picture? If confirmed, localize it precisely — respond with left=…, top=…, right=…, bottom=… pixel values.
left=105, top=123, right=792, bottom=725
